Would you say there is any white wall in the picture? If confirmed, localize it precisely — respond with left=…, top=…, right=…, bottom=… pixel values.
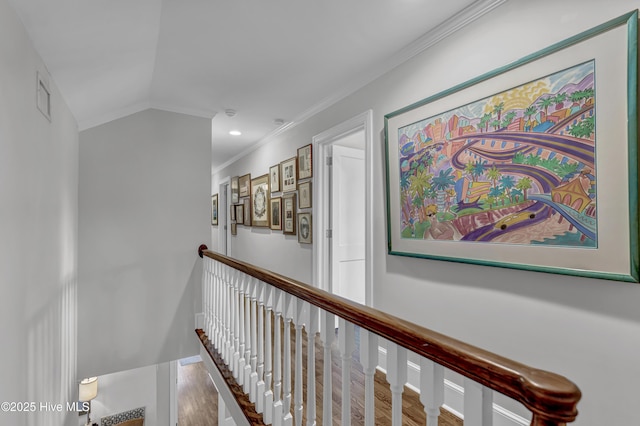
left=78, top=109, right=210, bottom=378
left=82, top=364, right=158, bottom=426
left=0, top=0, right=79, bottom=425
left=212, top=1, right=640, bottom=424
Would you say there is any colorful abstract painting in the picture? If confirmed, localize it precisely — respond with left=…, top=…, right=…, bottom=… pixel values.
left=397, top=61, right=596, bottom=247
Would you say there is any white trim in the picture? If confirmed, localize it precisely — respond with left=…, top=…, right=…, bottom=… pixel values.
left=169, top=360, right=178, bottom=426
left=312, top=110, right=374, bottom=306
left=218, top=176, right=231, bottom=255
left=200, top=346, right=251, bottom=426
left=211, top=0, right=505, bottom=174
left=377, top=346, right=529, bottom=426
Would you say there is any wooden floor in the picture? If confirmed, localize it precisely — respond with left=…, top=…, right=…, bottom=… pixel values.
left=178, top=358, right=218, bottom=425
left=189, top=326, right=463, bottom=426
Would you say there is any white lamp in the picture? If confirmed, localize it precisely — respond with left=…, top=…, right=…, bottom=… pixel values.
left=79, top=377, right=98, bottom=426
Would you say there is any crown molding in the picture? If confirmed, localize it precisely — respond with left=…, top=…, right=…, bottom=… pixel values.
left=212, top=0, right=507, bottom=174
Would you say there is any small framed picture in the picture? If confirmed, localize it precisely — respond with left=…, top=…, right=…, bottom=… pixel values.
left=211, top=194, right=218, bottom=225
left=270, top=197, right=282, bottom=231
left=297, top=143, right=312, bottom=179
left=231, top=176, right=239, bottom=204
left=297, top=212, right=312, bottom=244
left=251, top=174, right=270, bottom=227
left=270, top=164, right=281, bottom=193
left=236, top=204, right=244, bottom=225
left=239, top=174, right=251, bottom=198
left=231, top=222, right=237, bottom=236
left=230, top=204, right=236, bottom=221
left=243, top=197, right=252, bottom=226
left=281, top=157, right=297, bottom=193
left=283, top=194, right=297, bottom=235
left=298, top=181, right=312, bottom=209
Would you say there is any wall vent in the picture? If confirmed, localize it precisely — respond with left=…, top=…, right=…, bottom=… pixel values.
left=36, top=72, right=51, bottom=122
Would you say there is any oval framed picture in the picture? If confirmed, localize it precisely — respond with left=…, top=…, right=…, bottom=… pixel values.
left=297, top=212, right=312, bottom=244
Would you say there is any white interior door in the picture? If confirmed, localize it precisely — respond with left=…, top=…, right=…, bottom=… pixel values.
left=331, top=144, right=365, bottom=304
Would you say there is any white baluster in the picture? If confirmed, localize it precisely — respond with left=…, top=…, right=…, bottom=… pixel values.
left=282, top=294, right=294, bottom=426
left=294, top=298, right=305, bottom=426
left=256, top=280, right=266, bottom=413
left=249, top=279, right=259, bottom=400
left=272, top=289, right=284, bottom=426
left=306, top=304, right=319, bottom=426
left=319, top=310, right=335, bottom=426
left=224, top=266, right=233, bottom=364
left=237, top=274, right=246, bottom=383
left=359, top=329, right=378, bottom=426
left=386, top=342, right=407, bottom=426
left=338, top=319, right=355, bottom=426
left=243, top=277, right=252, bottom=394
left=202, top=258, right=209, bottom=335
left=227, top=272, right=240, bottom=377
left=264, top=285, right=274, bottom=425
left=464, top=378, right=493, bottom=426
left=420, top=358, right=444, bottom=426
left=214, top=261, right=221, bottom=348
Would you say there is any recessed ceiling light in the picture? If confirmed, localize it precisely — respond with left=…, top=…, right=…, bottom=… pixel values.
left=229, top=130, right=242, bottom=136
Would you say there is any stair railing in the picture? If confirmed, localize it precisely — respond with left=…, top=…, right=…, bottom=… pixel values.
left=197, top=245, right=581, bottom=426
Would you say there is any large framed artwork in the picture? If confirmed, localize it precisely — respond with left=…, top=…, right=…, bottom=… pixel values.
left=384, top=11, right=638, bottom=282
left=251, top=174, right=270, bottom=227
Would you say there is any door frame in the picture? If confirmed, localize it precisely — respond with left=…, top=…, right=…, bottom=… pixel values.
left=218, top=176, right=231, bottom=255
left=312, top=110, right=373, bottom=306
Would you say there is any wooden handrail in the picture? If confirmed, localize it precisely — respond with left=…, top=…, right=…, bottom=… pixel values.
left=198, top=246, right=581, bottom=424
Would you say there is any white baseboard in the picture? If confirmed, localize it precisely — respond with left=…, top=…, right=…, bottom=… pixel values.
left=377, top=347, right=529, bottom=426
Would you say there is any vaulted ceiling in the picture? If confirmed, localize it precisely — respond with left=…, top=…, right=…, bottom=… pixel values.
left=8, top=0, right=505, bottom=169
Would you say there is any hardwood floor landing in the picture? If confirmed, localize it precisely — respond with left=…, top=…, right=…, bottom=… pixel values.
left=178, top=358, right=218, bottom=425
